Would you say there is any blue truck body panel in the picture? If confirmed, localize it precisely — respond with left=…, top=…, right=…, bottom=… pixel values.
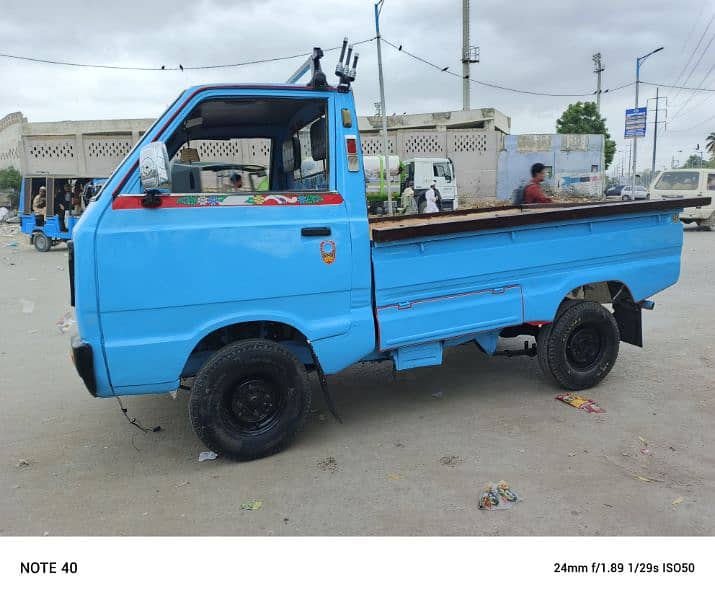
left=67, top=82, right=698, bottom=400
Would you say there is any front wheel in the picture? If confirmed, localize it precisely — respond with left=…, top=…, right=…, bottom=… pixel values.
left=537, top=301, right=620, bottom=390
left=622, top=195, right=631, bottom=202
left=189, top=339, right=311, bottom=461
left=33, top=232, right=51, bottom=252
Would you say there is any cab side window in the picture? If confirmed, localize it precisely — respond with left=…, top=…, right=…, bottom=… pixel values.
left=164, top=97, right=329, bottom=195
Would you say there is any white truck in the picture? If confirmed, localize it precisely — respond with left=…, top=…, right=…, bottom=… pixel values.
left=650, top=168, right=715, bottom=230
left=363, top=155, right=459, bottom=213
left=403, top=157, right=459, bottom=211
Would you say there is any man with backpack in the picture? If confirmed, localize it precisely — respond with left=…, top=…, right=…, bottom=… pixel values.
left=515, top=163, right=553, bottom=205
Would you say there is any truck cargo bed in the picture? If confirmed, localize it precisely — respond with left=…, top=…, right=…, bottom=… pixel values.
left=369, top=197, right=710, bottom=242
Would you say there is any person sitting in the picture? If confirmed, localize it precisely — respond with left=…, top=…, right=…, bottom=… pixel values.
left=523, top=163, right=553, bottom=204
left=33, top=186, right=47, bottom=225
left=230, top=173, right=243, bottom=190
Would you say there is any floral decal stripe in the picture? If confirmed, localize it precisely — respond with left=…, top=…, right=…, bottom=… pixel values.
left=113, top=193, right=343, bottom=209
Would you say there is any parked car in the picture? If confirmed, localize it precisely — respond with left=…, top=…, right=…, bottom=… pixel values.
left=605, top=185, right=624, bottom=198
left=649, top=168, right=715, bottom=230
left=619, top=185, right=649, bottom=201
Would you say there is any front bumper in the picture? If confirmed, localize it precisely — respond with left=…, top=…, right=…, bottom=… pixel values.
left=681, top=206, right=713, bottom=220
left=71, top=335, right=97, bottom=396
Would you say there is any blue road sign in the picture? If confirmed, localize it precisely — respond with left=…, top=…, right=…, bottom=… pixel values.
left=624, top=107, right=647, bottom=138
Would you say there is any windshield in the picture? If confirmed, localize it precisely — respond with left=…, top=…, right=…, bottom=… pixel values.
left=655, top=171, right=699, bottom=190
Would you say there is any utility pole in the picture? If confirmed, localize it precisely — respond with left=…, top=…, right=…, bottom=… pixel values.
left=631, top=47, right=663, bottom=196
left=593, top=53, right=604, bottom=114
left=374, top=0, right=393, bottom=215
left=461, top=0, right=479, bottom=111
left=651, top=88, right=659, bottom=176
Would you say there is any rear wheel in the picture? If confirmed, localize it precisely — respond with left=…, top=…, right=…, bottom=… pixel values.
left=537, top=300, right=620, bottom=390
left=189, top=339, right=311, bottom=461
left=33, top=232, right=51, bottom=252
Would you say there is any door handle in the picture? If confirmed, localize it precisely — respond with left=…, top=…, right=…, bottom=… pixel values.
left=301, top=227, right=331, bottom=237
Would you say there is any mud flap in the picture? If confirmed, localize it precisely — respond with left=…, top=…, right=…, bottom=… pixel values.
left=307, top=341, right=342, bottom=423
left=613, top=302, right=643, bottom=347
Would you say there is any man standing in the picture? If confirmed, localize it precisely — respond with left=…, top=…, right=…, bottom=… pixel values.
left=54, top=183, right=71, bottom=231
left=423, top=181, right=440, bottom=213
left=400, top=180, right=417, bottom=214
left=523, top=163, right=553, bottom=204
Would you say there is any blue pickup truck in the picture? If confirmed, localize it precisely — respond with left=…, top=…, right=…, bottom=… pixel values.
left=69, top=48, right=708, bottom=460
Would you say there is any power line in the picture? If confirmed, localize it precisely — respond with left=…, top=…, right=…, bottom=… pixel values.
left=0, top=38, right=376, bottom=71
left=381, top=37, right=626, bottom=98
left=641, top=80, right=715, bottom=92
left=667, top=11, right=715, bottom=98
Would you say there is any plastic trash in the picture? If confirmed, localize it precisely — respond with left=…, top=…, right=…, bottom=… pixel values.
left=4, top=241, right=17, bottom=247
left=56, top=312, right=76, bottom=334
left=198, top=451, right=218, bottom=462
left=555, top=393, right=606, bottom=413
left=240, top=500, right=263, bottom=511
left=20, top=299, right=35, bottom=314
left=479, top=481, right=520, bottom=510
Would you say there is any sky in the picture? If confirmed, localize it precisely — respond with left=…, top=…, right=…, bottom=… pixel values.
left=1, top=0, right=713, bottom=173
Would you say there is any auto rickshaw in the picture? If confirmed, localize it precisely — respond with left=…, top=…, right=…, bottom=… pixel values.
left=19, top=176, right=90, bottom=252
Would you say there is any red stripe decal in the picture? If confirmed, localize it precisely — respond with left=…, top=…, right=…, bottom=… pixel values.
left=112, top=192, right=344, bottom=210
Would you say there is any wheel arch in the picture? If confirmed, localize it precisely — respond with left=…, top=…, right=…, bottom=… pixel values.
left=180, top=313, right=316, bottom=379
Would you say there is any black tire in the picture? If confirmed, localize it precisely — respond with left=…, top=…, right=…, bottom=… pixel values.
left=189, top=339, right=311, bottom=461
left=645, top=194, right=650, bottom=200
left=33, top=232, right=51, bottom=252
left=622, top=195, right=631, bottom=202
left=537, top=300, right=620, bottom=390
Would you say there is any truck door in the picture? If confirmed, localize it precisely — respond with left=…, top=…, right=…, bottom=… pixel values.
left=95, top=92, right=354, bottom=389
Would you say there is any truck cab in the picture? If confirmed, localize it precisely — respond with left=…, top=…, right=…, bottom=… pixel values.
left=70, top=46, right=706, bottom=461
left=403, top=157, right=458, bottom=210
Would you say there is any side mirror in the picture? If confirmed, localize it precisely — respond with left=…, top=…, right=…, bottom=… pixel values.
left=139, top=142, right=171, bottom=191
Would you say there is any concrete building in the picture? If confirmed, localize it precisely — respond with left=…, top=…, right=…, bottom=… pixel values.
left=496, top=134, right=606, bottom=201
left=0, top=111, right=153, bottom=178
left=1, top=107, right=511, bottom=203
left=358, top=107, right=511, bottom=134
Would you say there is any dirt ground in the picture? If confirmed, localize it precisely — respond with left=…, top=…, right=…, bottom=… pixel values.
left=0, top=224, right=713, bottom=536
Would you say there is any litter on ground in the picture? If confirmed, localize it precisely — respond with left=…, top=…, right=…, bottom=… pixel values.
left=439, top=455, right=463, bottom=467
left=198, top=451, right=218, bottom=462
left=318, top=456, right=338, bottom=472
left=56, top=312, right=76, bottom=334
left=555, top=393, right=606, bottom=413
left=479, top=480, right=520, bottom=510
left=672, top=496, right=684, bottom=507
left=240, top=500, right=263, bottom=511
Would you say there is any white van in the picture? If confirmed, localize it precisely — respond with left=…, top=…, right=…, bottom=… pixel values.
left=650, top=168, right=715, bottom=230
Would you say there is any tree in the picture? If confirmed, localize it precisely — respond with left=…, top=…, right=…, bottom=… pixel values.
left=706, top=132, right=715, bottom=158
left=0, top=166, right=21, bottom=191
left=556, top=101, right=616, bottom=170
left=680, top=154, right=713, bottom=169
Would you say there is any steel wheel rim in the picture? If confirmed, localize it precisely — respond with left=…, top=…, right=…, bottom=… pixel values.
left=566, top=324, right=603, bottom=370
left=220, top=375, right=284, bottom=435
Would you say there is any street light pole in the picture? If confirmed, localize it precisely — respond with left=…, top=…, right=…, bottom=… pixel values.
left=631, top=47, right=663, bottom=195
left=374, top=0, right=393, bottom=215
